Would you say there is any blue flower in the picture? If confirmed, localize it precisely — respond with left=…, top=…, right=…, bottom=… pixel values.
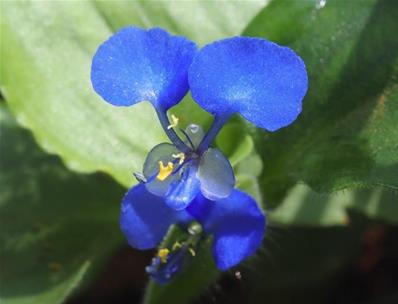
left=91, top=26, right=307, bottom=282
left=120, top=184, right=265, bottom=283
left=91, top=26, right=307, bottom=211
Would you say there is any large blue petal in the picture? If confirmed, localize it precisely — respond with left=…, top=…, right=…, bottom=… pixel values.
left=120, top=184, right=191, bottom=250
left=188, top=37, right=308, bottom=131
left=165, top=162, right=201, bottom=210
left=91, top=26, right=197, bottom=109
left=188, top=190, right=265, bottom=270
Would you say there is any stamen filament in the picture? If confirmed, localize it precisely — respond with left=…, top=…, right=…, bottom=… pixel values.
left=179, top=128, right=196, bottom=150
left=188, top=248, right=196, bottom=257
left=172, top=152, right=185, bottom=165
left=156, top=108, right=191, bottom=153
left=167, top=114, right=179, bottom=129
left=172, top=241, right=182, bottom=250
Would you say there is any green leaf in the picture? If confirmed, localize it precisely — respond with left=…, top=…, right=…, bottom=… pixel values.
left=0, top=104, right=124, bottom=303
left=0, top=0, right=267, bottom=188
left=236, top=174, right=263, bottom=204
left=244, top=0, right=398, bottom=198
left=93, top=0, right=267, bottom=46
left=348, top=187, right=398, bottom=223
left=216, top=120, right=255, bottom=167
left=268, top=183, right=350, bottom=226
left=235, top=153, right=264, bottom=204
left=268, top=182, right=398, bottom=226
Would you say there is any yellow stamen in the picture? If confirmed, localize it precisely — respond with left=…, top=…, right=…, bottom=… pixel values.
left=156, top=161, right=174, bottom=181
left=157, top=248, right=170, bottom=263
left=167, top=114, right=179, bottom=129
left=172, top=153, right=185, bottom=165
left=172, top=241, right=182, bottom=251
left=188, top=248, right=196, bottom=257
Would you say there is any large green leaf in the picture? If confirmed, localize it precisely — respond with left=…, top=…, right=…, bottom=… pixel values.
left=269, top=183, right=398, bottom=226
left=0, top=105, right=125, bottom=304
left=0, top=0, right=267, bottom=188
left=244, top=0, right=398, bottom=200
left=93, top=0, right=268, bottom=46
left=232, top=147, right=398, bottom=226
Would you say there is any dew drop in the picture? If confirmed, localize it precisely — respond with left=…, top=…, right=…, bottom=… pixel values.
left=188, top=124, right=200, bottom=134
left=316, top=0, right=327, bottom=9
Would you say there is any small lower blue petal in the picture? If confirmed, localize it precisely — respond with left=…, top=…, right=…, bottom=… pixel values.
left=187, top=190, right=265, bottom=270
left=120, top=184, right=191, bottom=250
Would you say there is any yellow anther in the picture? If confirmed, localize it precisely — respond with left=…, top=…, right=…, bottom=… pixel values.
left=167, top=114, right=179, bottom=129
left=172, top=241, right=182, bottom=251
left=188, top=248, right=196, bottom=257
left=157, top=248, right=170, bottom=263
left=172, top=153, right=185, bottom=165
left=156, top=161, right=174, bottom=181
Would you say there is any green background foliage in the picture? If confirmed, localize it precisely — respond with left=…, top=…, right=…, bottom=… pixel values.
left=1, top=0, right=397, bottom=303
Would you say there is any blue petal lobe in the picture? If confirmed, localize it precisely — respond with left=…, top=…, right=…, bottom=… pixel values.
left=120, top=184, right=190, bottom=250
left=187, top=190, right=265, bottom=270
left=143, top=143, right=179, bottom=196
left=197, top=148, right=235, bottom=201
left=188, top=37, right=308, bottom=131
left=91, top=26, right=197, bottom=109
left=165, top=162, right=201, bottom=210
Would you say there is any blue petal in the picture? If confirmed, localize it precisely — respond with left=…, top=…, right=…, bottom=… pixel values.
left=197, top=148, right=235, bottom=201
left=187, top=190, right=265, bottom=270
left=165, top=162, right=201, bottom=210
left=91, top=26, right=197, bottom=109
left=120, top=184, right=190, bottom=250
left=188, top=37, right=308, bottom=131
left=143, top=143, right=180, bottom=196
